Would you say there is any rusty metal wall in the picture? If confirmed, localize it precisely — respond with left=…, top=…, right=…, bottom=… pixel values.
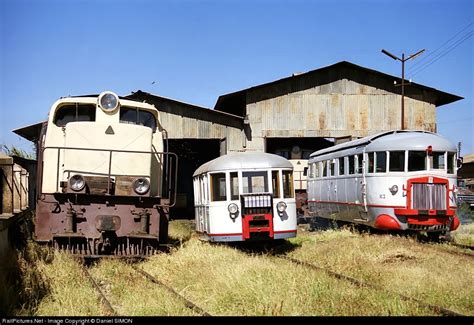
left=159, top=110, right=244, bottom=153
left=244, top=79, right=436, bottom=152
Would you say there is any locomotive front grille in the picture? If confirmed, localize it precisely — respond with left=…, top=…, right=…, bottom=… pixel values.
left=412, top=183, right=446, bottom=210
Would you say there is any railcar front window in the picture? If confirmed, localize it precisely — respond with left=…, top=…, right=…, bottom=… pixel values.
left=120, top=107, right=157, bottom=131
left=408, top=151, right=427, bottom=171
left=431, top=152, right=445, bottom=170
left=389, top=151, right=405, bottom=172
left=230, top=172, right=239, bottom=200
left=272, top=171, right=280, bottom=198
left=242, top=171, right=268, bottom=193
left=376, top=152, right=387, bottom=173
left=282, top=170, right=294, bottom=198
left=210, top=173, right=226, bottom=201
left=54, top=104, right=96, bottom=126
left=447, top=152, right=455, bottom=174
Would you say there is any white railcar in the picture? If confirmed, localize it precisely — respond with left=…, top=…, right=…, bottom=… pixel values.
left=193, top=152, right=297, bottom=242
left=307, top=130, right=460, bottom=238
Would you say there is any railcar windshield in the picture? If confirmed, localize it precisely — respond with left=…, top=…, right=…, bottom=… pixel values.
left=242, top=171, right=268, bottom=193
left=53, top=104, right=96, bottom=126
left=430, top=152, right=445, bottom=170
left=120, top=107, right=157, bottom=131
left=408, top=151, right=427, bottom=171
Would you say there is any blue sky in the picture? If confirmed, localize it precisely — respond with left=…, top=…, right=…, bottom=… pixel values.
left=1, top=0, right=472, bottom=155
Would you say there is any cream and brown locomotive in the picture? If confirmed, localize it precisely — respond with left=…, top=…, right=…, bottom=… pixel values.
left=193, top=152, right=297, bottom=242
left=34, top=91, right=176, bottom=255
left=307, top=130, right=460, bottom=239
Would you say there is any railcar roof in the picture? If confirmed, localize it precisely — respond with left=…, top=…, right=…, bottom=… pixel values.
left=309, top=130, right=456, bottom=159
left=193, top=152, right=293, bottom=176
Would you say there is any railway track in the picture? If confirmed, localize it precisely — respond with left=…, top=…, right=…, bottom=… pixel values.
left=79, top=257, right=210, bottom=316
left=274, top=255, right=465, bottom=317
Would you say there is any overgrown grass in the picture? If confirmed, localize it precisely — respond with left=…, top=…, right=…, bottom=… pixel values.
left=453, top=222, right=474, bottom=246
left=11, top=220, right=474, bottom=316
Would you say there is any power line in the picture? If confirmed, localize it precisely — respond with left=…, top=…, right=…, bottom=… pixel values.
left=409, top=31, right=473, bottom=78
left=409, top=22, right=473, bottom=71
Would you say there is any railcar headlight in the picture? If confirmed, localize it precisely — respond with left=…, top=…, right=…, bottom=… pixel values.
left=98, top=91, right=119, bottom=112
left=389, top=185, right=399, bottom=195
left=133, top=178, right=150, bottom=195
left=69, top=174, right=85, bottom=191
left=277, top=201, right=287, bottom=213
left=228, top=203, right=239, bottom=214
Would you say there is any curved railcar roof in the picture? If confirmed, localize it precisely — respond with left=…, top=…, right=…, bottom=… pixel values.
left=310, top=130, right=456, bottom=159
left=193, top=152, right=292, bottom=176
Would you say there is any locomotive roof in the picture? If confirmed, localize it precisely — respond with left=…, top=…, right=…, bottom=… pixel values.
left=193, top=152, right=293, bottom=176
left=310, top=130, right=456, bottom=159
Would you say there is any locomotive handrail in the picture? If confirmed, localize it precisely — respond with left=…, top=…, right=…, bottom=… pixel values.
left=41, top=146, right=178, bottom=207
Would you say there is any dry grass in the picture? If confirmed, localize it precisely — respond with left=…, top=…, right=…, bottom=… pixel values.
left=289, top=229, right=474, bottom=315
left=12, top=220, right=474, bottom=316
left=452, top=222, right=474, bottom=246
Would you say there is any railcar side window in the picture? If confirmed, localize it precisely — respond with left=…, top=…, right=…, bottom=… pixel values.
left=230, top=172, right=239, bottom=200
left=389, top=151, right=405, bottom=172
left=348, top=156, right=355, bottom=174
left=329, top=160, right=336, bottom=176
left=242, top=171, right=268, bottom=193
left=431, top=152, right=445, bottom=170
left=210, top=173, right=226, bottom=201
left=356, top=154, right=363, bottom=174
left=120, top=107, right=157, bottom=131
left=338, top=157, right=345, bottom=175
left=272, top=171, right=280, bottom=198
left=322, top=161, right=328, bottom=177
left=376, top=152, right=387, bottom=173
left=314, top=163, right=320, bottom=178
left=282, top=170, right=294, bottom=198
left=54, top=104, right=96, bottom=126
left=367, top=152, right=375, bottom=173
left=447, top=152, right=455, bottom=174
left=408, top=151, right=427, bottom=171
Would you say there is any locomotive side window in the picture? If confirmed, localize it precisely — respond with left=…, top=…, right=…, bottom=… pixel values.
left=242, top=171, right=268, bottom=193
left=120, top=107, right=157, bottom=131
left=54, top=104, right=96, bottom=126
left=389, top=151, right=405, bottom=172
left=230, top=172, right=239, bottom=200
left=272, top=171, right=280, bottom=198
left=339, top=157, right=345, bottom=175
left=431, top=152, right=445, bottom=170
left=348, top=155, right=355, bottom=174
left=376, top=152, right=387, bottom=173
left=282, top=170, right=294, bottom=198
left=447, top=152, right=455, bottom=174
left=408, top=151, right=427, bottom=171
left=210, top=173, right=226, bottom=201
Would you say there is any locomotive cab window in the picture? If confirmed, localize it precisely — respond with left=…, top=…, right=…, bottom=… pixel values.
left=54, top=104, right=96, bottom=126
left=120, top=107, right=157, bottom=131
left=242, top=171, right=268, bottom=193
left=408, top=151, right=427, bottom=171
left=210, top=173, right=226, bottom=201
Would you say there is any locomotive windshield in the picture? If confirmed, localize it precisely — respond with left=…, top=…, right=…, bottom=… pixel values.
left=120, top=107, right=157, bottom=131
left=53, top=104, right=96, bottom=126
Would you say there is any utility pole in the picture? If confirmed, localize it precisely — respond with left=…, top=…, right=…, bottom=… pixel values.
left=381, top=48, right=425, bottom=130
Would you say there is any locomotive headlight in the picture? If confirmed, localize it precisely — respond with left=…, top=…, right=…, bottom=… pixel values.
left=69, top=174, right=85, bottom=191
left=98, top=91, right=119, bottom=112
left=389, top=185, right=399, bottom=195
left=133, top=178, right=150, bottom=195
left=277, top=201, right=287, bottom=213
left=228, top=203, right=239, bottom=214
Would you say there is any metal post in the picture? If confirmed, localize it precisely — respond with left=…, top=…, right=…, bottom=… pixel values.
left=381, top=49, right=425, bottom=130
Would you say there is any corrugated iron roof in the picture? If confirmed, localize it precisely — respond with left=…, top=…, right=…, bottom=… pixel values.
left=214, top=61, right=463, bottom=116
